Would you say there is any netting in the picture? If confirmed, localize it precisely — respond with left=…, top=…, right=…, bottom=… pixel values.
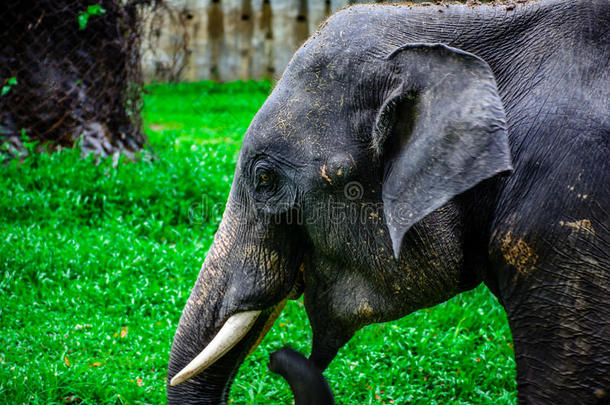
left=0, top=0, right=154, bottom=158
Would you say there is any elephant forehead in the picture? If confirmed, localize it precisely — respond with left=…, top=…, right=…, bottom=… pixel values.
left=243, top=30, right=388, bottom=160
left=245, top=87, right=351, bottom=157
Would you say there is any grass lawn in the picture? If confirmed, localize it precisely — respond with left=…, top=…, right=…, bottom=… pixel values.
left=0, top=81, right=516, bottom=404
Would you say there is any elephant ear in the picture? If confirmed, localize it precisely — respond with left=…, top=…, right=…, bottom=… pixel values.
left=372, top=43, right=512, bottom=259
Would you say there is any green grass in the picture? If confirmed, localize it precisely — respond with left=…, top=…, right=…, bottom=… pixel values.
left=0, top=81, right=516, bottom=404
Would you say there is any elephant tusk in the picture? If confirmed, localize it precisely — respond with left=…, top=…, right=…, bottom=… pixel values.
left=170, top=310, right=261, bottom=386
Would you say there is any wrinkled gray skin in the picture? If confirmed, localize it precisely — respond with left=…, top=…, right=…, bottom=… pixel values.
left=168, top=1, right=610, bottom=403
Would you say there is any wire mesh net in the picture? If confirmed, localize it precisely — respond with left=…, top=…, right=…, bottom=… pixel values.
left=0, top=0, right=153, bottom=158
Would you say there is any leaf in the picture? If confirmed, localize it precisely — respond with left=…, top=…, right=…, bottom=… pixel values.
left=78, top=4, right=106, bottom=30
left=64, top=356, right=70, bottom=367
left=1, top=77, right=17, bottom=96
left=87, top=5, right=106, bottom=16
left=78, top=13, right=89, bottom=30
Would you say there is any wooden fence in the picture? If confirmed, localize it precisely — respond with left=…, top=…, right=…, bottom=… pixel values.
left=141, top=0, right=483, bottom=82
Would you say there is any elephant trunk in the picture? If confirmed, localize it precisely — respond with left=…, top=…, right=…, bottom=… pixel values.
left=167, top=244, right=281, bottom=403
left=166, top=239, right=231, bottom=403
left=167, top=196, right=296, bottom=404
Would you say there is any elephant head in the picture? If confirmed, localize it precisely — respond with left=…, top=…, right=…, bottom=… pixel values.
left=167, top=8, right=511, bottom=403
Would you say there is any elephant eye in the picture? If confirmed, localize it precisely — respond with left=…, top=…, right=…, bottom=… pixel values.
left=255, top=167, right=276, bottom=191
left=252, top=158, right=281, bottom=195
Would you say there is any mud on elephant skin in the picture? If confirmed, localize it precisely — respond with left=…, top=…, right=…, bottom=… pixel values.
left=167, top=0, right=610, bottom=403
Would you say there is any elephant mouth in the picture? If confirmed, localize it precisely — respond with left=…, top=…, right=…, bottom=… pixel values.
left=170, top=297, right=293, bottom=387
left=168, top=263, right=306, bottom=394
left=286, top=262, right=305, bottom=300
left=170, top=310, right=264, bottom=386
left=167, top=306, right=280, bottom=405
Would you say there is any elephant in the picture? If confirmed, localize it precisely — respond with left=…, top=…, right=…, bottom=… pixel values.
left=268, top=347, right=335, bottom=405
left=167, top=0, right=610, bottom=403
